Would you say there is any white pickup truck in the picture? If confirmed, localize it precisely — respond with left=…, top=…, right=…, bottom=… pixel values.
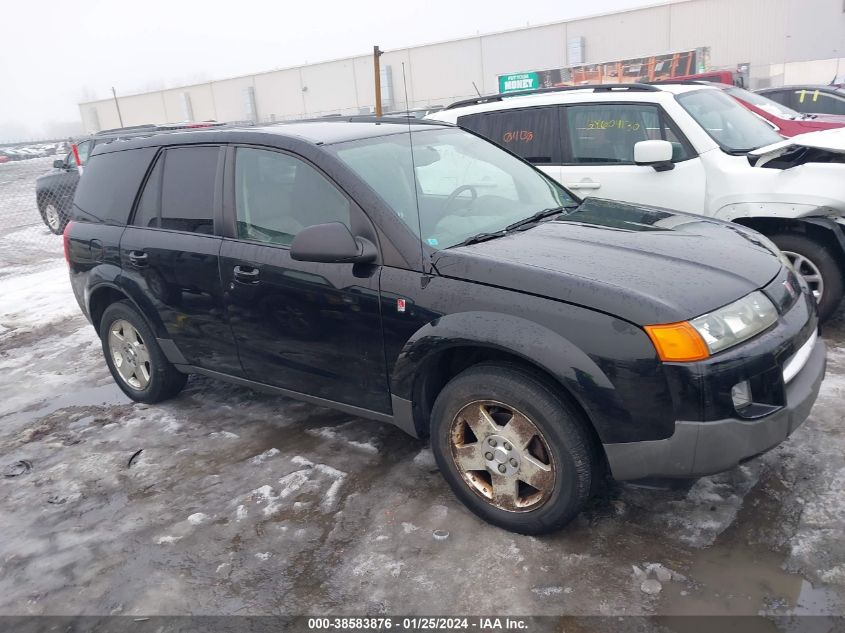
left=429, top=83, right=845, bottom=321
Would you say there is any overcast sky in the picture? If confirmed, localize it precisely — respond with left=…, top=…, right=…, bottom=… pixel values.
left=0, top=0, right=656, bottom=139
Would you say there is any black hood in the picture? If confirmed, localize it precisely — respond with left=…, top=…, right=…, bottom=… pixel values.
left=432, top=198, right=782, bottom=325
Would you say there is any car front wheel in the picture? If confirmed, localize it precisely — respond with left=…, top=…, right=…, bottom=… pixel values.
left=430, top=363, right=596, bottom=534
left=770, top=233, right=844, bottom=323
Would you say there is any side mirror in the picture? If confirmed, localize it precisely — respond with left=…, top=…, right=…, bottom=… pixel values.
left=290, top=222, right=377, bottom=264
left=634, top=140, right=674, bottom=172
left=53, top=159, right=66, bottom=169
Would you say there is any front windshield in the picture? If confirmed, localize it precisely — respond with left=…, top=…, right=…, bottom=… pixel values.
left=676, top=89, right=783, bottom=153
left=330, top=127, right=575, bottom=248
left=723, top=86, right=801, bottom=119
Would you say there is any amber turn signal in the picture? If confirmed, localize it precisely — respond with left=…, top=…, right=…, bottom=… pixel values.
left=644, top=321, right=710, bottom=362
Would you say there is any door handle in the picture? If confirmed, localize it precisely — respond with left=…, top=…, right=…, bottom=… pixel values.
left=128, top=250, right=148, bottom=267
left=233, top=265, right=260, bottom=284
left=565, top=182, right=601, bottom=190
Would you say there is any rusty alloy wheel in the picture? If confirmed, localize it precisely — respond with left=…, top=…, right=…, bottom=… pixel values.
left=448, top=400, right=555, bottom=512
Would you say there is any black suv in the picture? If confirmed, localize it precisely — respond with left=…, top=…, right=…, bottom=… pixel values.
left=65, top=119, right=826, bottom=534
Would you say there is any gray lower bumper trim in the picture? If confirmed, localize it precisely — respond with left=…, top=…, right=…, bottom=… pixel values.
left=604, top=336, right=826, bottom=481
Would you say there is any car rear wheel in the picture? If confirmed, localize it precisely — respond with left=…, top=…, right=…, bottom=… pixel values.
left=430, top=363, right=596, bottom=534
left=770, top=233, right=844, bottom=323
left=100, top=301, right=187, bottom=403
left=40, top=199, right=66, bottom=235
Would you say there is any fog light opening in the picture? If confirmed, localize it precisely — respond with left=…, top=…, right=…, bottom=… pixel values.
left=732, top=380, right=752, bottom=412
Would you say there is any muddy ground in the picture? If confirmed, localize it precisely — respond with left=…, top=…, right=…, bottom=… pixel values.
left=1, top=157, right=844, bottom=626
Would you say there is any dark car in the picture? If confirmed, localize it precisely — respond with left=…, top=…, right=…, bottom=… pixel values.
left=36, top=122, right=227, bottom=234
left=757, top=85, right=845, bottom=117
left=64, top=119, right=826, bottom=534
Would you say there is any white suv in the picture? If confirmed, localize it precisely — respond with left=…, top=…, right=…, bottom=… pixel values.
left=428, top=83, right=845, bottom=321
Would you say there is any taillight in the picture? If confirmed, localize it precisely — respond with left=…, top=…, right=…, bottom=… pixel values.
left=63, top=221, right=73, bottom=265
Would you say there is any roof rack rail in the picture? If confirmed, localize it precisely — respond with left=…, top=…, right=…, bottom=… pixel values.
left=646, top=79, right=715, bottom=86
left=445, top=83, right=661, bottom=110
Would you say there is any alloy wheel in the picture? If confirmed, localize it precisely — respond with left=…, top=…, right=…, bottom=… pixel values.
left=108, top=319, right=152, bottom=390
left=44, top=203, right=61, bottom=232
left=782, top=250, right=824, bottom=301
left=448, top=400, right=555, bottom=512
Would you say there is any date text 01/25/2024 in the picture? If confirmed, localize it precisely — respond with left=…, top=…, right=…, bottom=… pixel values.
left=307, top=617, right=529, bottom=630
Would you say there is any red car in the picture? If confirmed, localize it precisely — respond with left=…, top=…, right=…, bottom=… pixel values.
left=711, top=83, right=845, bottom=137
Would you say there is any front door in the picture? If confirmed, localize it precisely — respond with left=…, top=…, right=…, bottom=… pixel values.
left=554, top=102, right=706, bottom=213
left=120, top=145, right=243, bottom=376
left=220, top=146, right=390, bottom=413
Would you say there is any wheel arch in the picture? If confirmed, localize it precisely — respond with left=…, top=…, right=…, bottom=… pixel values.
left=87, top=282, right=169, bottom=340
left=732, top=216, right=845, bottom=269
left=390, top=311, right=623, bottom=450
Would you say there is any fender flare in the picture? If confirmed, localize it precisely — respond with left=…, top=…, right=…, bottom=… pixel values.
left=86, top=274, right=169, bottom=341
left=390, top=311, right=631, bottom=442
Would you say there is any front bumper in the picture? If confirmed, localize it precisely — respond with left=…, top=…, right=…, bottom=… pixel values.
left=603, top=330, right=826, bottom=481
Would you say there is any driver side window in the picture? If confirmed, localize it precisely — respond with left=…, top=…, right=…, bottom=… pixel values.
left=234, top=148, right=351, bottom=247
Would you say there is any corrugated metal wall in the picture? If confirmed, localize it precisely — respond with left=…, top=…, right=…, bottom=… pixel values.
left=79, top=0, right=845, bottom=132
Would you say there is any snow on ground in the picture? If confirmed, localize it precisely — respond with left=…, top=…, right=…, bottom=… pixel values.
left=0, top=158, right=844, bottom=616
left=0, top=263, right=79, bottom=332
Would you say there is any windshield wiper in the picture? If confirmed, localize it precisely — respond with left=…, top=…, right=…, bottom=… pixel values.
left=505, top=205, right=575, bottom=232
left=453, top=205, right=577, bottom=248
left=456, top=230, right=508, bottom=247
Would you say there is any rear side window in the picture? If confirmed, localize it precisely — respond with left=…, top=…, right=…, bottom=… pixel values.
left=458, top=107, right=559, bottom=164
left=133, top=146, right=219, bottom=233
left=72, top=147, right=157, bottom=224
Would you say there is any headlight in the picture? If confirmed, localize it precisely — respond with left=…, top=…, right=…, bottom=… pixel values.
left=645, top=291, right=778, bottom=362
left=690, top=291, right=778, bottom=354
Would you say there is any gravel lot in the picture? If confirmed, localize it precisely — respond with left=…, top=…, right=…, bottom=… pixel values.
left=1, top=157, right=844, bottom=624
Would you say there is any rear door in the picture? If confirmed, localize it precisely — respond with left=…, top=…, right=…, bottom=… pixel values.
left=557, top=101, right=706, bottom=212
left=120, top=145, right=243, bottom=376
left=219, top=145, right=390, bottom=413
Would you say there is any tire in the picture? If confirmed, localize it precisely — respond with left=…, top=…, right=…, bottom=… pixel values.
left=770, top=233, right=844, bottom=323
left=430, top=363, right=596, bottom=535
left=100, top=301, right=187, bottom=403
left=39, top=197, right=67, bottom=235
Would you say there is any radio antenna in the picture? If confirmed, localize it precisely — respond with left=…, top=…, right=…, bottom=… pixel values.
left=472, top=81, right=482, bottom=97
left=402, top=61, right=426, bottom=272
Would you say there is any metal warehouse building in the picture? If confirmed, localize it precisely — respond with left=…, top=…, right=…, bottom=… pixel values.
left=78, top=0, right=845, bottom=132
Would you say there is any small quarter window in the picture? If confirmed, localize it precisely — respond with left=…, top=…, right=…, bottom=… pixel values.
left=133, top=154, right=163, bottom=228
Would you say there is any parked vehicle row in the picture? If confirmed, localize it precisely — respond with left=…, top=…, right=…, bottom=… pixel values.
left=65, top=119, right=825, bottom=534
left=0, top=142, right=62, bottom=162
left=653, top=80, right=845, bottom=137
left=429, top=82, right=845, bottom=321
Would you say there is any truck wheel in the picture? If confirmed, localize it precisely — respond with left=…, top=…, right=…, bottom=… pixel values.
left=100, top=301, right=187, bottom=403
left=430, top=363, right=595, bottom=534
left=770, top=233, right=844, bottom=323
left=39, top=199, right=66, bottom=235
